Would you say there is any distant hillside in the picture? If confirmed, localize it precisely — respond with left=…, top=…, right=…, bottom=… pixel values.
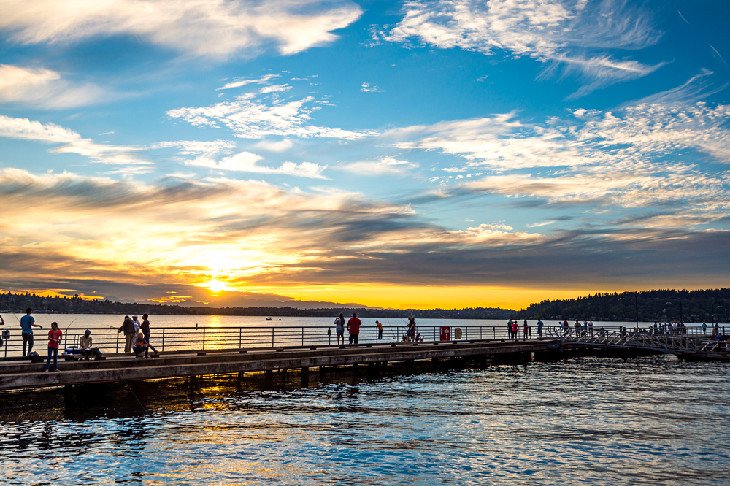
left=0, top=291, right=512, bottom=320
left=518, top=289, right=729, bottom=322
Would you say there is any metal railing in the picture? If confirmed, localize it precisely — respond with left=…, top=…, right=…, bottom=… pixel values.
left=0, top=323, right=725, bottom=359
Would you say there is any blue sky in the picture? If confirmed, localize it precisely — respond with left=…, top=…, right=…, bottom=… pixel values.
left=0, top=0, right=728, bottom=309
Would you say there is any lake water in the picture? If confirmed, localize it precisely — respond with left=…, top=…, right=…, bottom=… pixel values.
left=1, top=355, right=729, bottom=484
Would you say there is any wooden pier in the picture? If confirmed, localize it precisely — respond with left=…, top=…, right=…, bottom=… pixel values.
left=0, top=339, right=556, bottom=392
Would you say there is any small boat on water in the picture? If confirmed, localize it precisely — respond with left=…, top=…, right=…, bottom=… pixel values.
left=265, top=317, right=273, bottom=321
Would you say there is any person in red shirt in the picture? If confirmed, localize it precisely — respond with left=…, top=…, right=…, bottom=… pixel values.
left=44, top=322, right=62, bottom=372
left=347, top=313, right=361, bottom=345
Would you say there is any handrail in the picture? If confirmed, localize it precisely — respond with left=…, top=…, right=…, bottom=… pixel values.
left=0, top=323, right=725, bottom=359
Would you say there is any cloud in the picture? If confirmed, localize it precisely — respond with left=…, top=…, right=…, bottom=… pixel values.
left=340, top=156, right=418, bottom=175
left=0, top=168, right=727, bottom=297
left=392, top=101, right=730, bottom=228
left=0, top=0, right=363, bottom=58
left=0, top=114, right=149, bottom=165
left=0, top=64, right=105, bottom=108
left=253, top=139, right=294, bottom=152
left=154, top=139, right=324, bottom=178
left=217, top=74, right=280, bottom=91
left=635, top=69, right=729, bottom=106
left=188, top=151, right=328, bottom=179
left=388, top=114, right=588, bottom=170
left=168, top=90, right=373, bottom=140
left=360, top=82, right=381, bottom=93
left=383, top=0, right=661, bottom=95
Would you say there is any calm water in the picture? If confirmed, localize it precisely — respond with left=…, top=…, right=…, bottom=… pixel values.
left=1, top=355, right=729, bottom=484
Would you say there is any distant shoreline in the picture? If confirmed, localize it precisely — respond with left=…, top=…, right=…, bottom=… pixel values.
left=1, top=288, right=728, bottom=322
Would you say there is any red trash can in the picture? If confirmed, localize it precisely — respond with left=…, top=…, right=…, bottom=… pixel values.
left=439, top=326, right=451, bottom=341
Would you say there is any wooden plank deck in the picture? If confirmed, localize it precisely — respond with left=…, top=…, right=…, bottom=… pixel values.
left=0, top=339, right=556, bottom=391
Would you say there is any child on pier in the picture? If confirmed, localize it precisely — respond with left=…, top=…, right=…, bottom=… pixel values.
left=44, top=322, right=62, bottom=372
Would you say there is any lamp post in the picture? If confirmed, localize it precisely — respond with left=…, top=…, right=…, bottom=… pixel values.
left=620, top=292, right=640, bottom=329
left=665, top=298, right=684, bottom=324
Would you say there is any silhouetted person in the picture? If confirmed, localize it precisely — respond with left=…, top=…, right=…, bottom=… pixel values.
left=347, top=313, right=361, bottom=345
left=43, top=322, right=62, bottom=372
left=118, top=315, right=135, bottom=354
left=79, top=329, right=103, bottom=360
left=334, top=313, right=345, bottom=346
left=20, top=308, right=42, bottom=356
left=141, top=314, right=158, bottom=357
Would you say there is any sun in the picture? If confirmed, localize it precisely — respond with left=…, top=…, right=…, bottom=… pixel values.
left=206, top=278, right=230, bottom=294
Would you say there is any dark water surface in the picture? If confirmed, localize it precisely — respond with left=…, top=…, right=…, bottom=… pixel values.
left=1, top=356, right=729, bottom=484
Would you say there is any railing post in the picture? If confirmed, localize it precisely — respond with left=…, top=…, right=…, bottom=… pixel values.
left=239, top=328, right=242, bottom=349
left=202, top=328, right=206, bottom=351
left=116, top=333, right=119, bottom=354
left=162, top=329, right=165, bottom=352
left=493, top=326, right=495, bottom=339
left=271, top=327, right=275, bottom=347
left=301, top=327, right=304, bottom=347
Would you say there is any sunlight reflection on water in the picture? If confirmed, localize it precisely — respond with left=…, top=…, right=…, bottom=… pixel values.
left=1, top=356, right=729, bottom=484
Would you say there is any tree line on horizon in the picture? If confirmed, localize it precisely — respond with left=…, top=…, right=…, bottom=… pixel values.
left=1, top=289, right=728, bottom=322
left=0, top=291, right=512, bottom=319
left=516, top=289, right=729, bottom=323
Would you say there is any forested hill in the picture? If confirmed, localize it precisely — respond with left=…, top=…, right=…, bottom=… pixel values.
left=0, top=291, right=512, bottom=320
left=518, top=289, right=729, bottom=322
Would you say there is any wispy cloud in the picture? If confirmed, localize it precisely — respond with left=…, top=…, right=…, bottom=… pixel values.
left=168, top=89, right=373, bottom=140
left=360, top=82, right=381, bottom=93
left=635, top=69, right=729, bottom=105
left=217, top=74, right=280, bottom=91
left=188, top=151, right=327, bottom=179
left=383, top=0, right=661, bottom=96
left=0, top=114, right=149, bottom=165
left=0, top=0, right=363, bottom=58
left=0, top=64, right=106, bottom=108
left=340, top=156, right=418, bottom=175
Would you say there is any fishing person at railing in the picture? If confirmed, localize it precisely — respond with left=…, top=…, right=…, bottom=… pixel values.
left=141, top=314, right=158, bottom=358
left=118, top=315, right=135, bottom=354
left=20, top=307, right=43, bottom=357
left=43, top=322, right=62, bottom=372
left=407, top=316, right=417, bottom=342
left=376, top=320, right=384, bottom=340
left=536, top=319, right=543, bottom=338
left=79, top=329, right=104, bottom=360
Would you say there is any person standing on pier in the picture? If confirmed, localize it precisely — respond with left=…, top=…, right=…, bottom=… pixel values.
left=334, top=313, right=345, bottom=346
left=20, top=308, right=42, bottom=356
left=510, top=320, right=518, bottom=341
left=347, top=312, right=361, bottom=345
left=141, top=314, right=158, bottom=357
left=376, top=320, right=384, bottom=340
left=536, top=319, right=543, bottom=338
left=118, top=315, right=135, bottom=354
left=43, top=322, right=61, bottom=372
left=522, top=320, right=529, bottom=340
left=0, top=314, right=4, bottom=326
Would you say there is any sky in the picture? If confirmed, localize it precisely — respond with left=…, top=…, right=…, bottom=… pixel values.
left=0, top=0, right=729, bottom=310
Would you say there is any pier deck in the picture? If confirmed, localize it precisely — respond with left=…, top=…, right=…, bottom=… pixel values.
left=0, top=339, right=555, bottom=392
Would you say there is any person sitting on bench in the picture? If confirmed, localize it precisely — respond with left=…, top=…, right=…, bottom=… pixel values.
left=79, top=329, right=104, bottom=360
left=132, top=331, right=148, bottom=358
